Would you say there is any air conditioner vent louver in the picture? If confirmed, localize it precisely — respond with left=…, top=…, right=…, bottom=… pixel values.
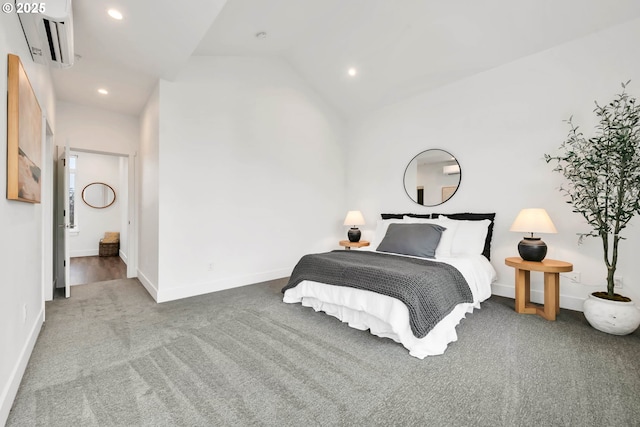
left=43, top=19, right=58, bottom=61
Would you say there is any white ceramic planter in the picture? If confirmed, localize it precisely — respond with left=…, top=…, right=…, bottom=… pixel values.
left=583, top=293, right=640, bottom=335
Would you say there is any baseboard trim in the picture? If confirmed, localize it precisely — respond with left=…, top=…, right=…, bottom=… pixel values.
left=0, top=307, right=44, bottom=426
left=491, top=282, right=585, bottom=312
left=70, top=249, right=98, bottom=258
left=137, top=269, right=159, bottom=302
left=119, top=250, right=128, bottom=264
left=157, top=268, right=291, bottom=303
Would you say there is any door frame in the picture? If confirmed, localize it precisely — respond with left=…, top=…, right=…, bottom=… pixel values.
left=67, top=147, right=137, bottom=279
left=41, top=118, right=54, bottom=304
left=47, top=146, right=138, bottom=300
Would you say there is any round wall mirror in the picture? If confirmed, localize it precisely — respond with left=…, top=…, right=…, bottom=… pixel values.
left=82, top=182, right=116, bottom=209
left=403, top=149, right=461, bottom=206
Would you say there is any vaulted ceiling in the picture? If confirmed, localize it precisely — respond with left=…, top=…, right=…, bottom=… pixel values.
left=51, top=0, right=640, bottom=117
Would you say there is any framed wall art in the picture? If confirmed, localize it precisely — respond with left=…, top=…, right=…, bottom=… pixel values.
left=441, top=185, right=457, bottom=202
left=7, top=53, right=42, bottom=203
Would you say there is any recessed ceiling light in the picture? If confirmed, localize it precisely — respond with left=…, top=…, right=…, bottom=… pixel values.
left=107, top=9, right=123, bottom=20
left=348, top=68, right=357, bottom=77
left=98, top=88, right=109, bottom=95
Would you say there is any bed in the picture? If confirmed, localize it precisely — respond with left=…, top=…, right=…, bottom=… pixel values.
left=282, top=213, right=497, bottom=359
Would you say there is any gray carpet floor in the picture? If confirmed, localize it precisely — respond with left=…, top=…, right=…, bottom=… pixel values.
left=7, top=278, right=640, bottom=426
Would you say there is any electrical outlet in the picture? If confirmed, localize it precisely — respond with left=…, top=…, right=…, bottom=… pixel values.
left=563, top=272, right=581, bottom=283
left=208, top=262, right=214, bottom=271
left=615, top=277, right=623, bottom=289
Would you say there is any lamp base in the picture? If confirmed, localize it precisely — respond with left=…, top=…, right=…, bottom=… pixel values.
left=347, top=227, right=361, bottom=242
left=518, top=237, right=547, bottom=262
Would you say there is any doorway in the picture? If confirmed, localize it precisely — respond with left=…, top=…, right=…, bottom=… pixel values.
left=53, top=148, right=135, bottom=298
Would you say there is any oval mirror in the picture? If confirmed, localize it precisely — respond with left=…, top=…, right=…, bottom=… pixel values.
left=82, top=182, right=116, bottom=209
left=403, top=149, right=461, bottom=206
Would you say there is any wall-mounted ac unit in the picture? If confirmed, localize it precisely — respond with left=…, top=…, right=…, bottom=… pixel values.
left=443, top=164, right=460, bottom=175
left=17, top=0, right=75, bottom=68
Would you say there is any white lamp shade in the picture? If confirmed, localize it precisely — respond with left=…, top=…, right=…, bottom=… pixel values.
left=510, top=208, right=557, bottom=234
left=343, top=210, right=365, bottom=226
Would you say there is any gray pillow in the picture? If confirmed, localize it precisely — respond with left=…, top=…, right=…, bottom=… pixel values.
left=376, top=223, right=446, bottom=258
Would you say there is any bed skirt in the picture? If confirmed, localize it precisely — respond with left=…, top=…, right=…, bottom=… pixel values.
left=283, top=280, right=479, bottom=359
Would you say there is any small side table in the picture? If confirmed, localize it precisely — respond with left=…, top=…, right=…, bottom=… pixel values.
left=505, top=257, right=573, bottom=321
left=339, top=240, right=370, bottom=250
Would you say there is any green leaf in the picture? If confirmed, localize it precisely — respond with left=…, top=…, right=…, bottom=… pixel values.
left=544, top=81, right=640, bottom=292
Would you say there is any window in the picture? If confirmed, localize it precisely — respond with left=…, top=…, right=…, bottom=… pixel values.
left=69, top=154, right=77, bottom=229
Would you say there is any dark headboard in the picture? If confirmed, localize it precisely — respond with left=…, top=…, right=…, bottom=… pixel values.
left=381, top=213, right=431, bottom=220
left=380, top=212, right=495, bottom=260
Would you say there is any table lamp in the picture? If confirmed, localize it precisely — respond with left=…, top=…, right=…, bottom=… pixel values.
left=509, top=208, right=557, bottom=262
left=344, top=211, right=365, bottom=242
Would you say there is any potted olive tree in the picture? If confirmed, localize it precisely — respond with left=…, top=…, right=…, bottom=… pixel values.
left=545, top=81, right=640, bottom=335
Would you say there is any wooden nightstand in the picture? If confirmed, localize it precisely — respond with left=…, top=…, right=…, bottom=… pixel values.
left=339, top=240, right=370, bottom=250
left=505, top=257, right=573, bottom=321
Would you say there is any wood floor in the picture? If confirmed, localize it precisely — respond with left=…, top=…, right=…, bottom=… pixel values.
left=70, top=255, right=127, bottom=285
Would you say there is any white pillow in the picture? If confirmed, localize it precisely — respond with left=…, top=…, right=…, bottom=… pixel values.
left=440, top=218, right=491, bottom=256
left=402, top=216, right=458, bottom=258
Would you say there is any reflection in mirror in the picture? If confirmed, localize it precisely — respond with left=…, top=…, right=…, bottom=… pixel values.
left=403, top=149, right=461, bottom=206
left=82, top=182, right=116, bottom=209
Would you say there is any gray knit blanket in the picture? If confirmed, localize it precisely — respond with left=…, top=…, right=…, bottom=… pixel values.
left=282, top=250, right=472, bottom=339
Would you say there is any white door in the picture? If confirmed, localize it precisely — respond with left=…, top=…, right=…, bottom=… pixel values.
left=55, top=144, right=71, bottom=298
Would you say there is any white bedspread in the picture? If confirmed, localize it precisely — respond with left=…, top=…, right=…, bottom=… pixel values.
left=282, top=253, right=496, bottom=359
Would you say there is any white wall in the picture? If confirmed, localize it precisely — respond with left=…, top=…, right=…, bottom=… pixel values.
left=0, top=11, right=56, bottom=426
left=119, top=156, right=129, bottom=261
left=347, top=18, right=640, bottom=309
left=138, top=85, right=160, bottom=298
left=56, top=101, right=139, bottom=155
left=151, top=56, right=345, bottom=302
left=68, top=152, right=122, bottom=259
